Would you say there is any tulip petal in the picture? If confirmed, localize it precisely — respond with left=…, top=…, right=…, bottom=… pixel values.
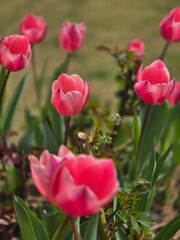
left=82, top=81, right=90, bottom=108
left=167, top=78, right=176, bottom=97
left=29, top=154, right=53, bottom=201
left=134, top=81, right=157, bottom=105
left=58, top=90, right=83, bottom=116
left=141, top=65, right=169, bottom=84
left=136, top=64, right=143, bottom=82
left=152, top=83, right=169, bottom=105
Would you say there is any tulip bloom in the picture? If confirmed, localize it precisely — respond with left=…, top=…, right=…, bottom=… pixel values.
left=168, top=81, right=180, bottom=105
left=51, top=73, right=90, bottom=116
left=29, top=145, right=119, bottom=217
left=160, top=7, right=180, bottom=42
left=0, top=35, right=32, bottom=71
left=134, top=60, right=175, bottom=105
left=58, top=20, right=86, bottom=52
left=19, top=13, right=48, bottom=44
left=126, top=38, right=145, bottom=59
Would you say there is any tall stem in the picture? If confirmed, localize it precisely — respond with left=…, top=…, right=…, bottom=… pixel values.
left=64, top=116, right=71, bottom=146
left=51, top=215, right=71, bottom=240
left=137, top=105, right=151, bottom=172
left=159, top=41, right=170, bottom=61
left=71, top=217, right=81, bottom=240
left=31, top=45, right=40, bottom=107
left=0, top=70, right=11, bottom=111
left=64, top=53, right=71, bottom=73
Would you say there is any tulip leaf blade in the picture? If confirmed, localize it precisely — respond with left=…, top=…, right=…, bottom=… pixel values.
left=154, top=213, right=180, bottom=240
left=151, top=143, right=173, bottom=188
left=13, top=195, right=49, bottom=240
left=140, top=103, right=169, bottom=170
left=43, top=122, right=58, bottom=154
left=83, top=214, right=99, bottom=240
left=2, top=74, right=27, bottom=132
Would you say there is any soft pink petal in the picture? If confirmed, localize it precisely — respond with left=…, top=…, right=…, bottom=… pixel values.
left=136, top=64, right=143, bottom=82
left=134, top=81, right=157, bottom=105
left=57, top=90, right=83, bottom=116
left=29, top=155, right=53, bottom=201
left=167, top=78, right=176, bottom=97
left=141, top=65, right=169, bottom=84
left=152, top=84, right=169, bottom=105
left=82, top=81, right=90, bottom=108
left=58, top=145, right=75, bottom=158
left=56, top=185, right=99, bottom=216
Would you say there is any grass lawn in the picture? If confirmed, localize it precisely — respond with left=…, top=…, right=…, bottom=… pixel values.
left=1, top=0, right=179, bottom=131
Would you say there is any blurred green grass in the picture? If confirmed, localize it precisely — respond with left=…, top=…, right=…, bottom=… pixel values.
left=1, top=0, right=179, bottom=131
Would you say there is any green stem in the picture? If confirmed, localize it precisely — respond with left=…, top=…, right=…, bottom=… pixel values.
left=0, top=70, right=11, bottom=111
left=159, top=41, right=170, bottom=61
left=31, top=45, right=41, bottom=107
left=64, top=116, right=71, bottom=146
left=64, top=53, right=71, bottom=73
left=51, top=215, right=71, bottom=240
left=71, top=217, right=81, bottom=240
left=137, top=105, right=151, bottom=173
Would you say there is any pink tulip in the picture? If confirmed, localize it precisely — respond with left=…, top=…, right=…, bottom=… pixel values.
left=58, top=20, right=86, bottom=52
left=29, top=145, right=119, bottom=217
left=160, top=7, right=180, bottom=42
left=19, top=13, right=48, bottom=44
left=126, top=38, right=145, bottom=59
left=0, top=35, right=32, bottom=71
left=134, top=60, right=175, bottom=105
left=51, top=73, right=90, bottom=116
left=29, top=145, right=75, bottom=202
left=168, top=81, right=180, bottom=105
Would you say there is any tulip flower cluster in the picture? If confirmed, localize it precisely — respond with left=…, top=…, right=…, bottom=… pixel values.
left=29, top=145, right=119, bottom=217
left=0, top=5, right=179, bottom=240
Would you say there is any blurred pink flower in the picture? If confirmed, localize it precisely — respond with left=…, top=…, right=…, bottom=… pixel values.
left=126, top=38, right=145, bottom=59
left=29, top=145, right=74, bottom=202
left=168, top=81, right=180, bottom=105
left=160, top=7, right=180, bottom=42
left=0, top=34, right=32, bottom=71
left=29, top=145, right=119, bottom=217
left=134, top=60, right=175, bottom=105
left=58, top=20, right=86, bottom=52
left=51, top=73, right=90, bottom=116
left=19, top=13, right=48, bottom=44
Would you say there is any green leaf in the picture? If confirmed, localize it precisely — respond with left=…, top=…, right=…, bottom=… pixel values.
left=13, top=195, right=49, bottom=240
left=137, top=212, right=154, bottom=228
left=83, top=214, right=99, bottom=240
left=130, top=215, right=141, bottom=235
left=139, top=103, right=169, bottom=170
left=2, top=75, right=27, bottom=132
left=5, top=166, right=24, bottom=192
left=42, top=211, right=71, bottom=239
left=132, top=112, right=140, bottom=155
left=154, top=214, right=180, bottom=240
left=151, top=144, right=173, bottom=188
left=43, top=122, right=58, bottom=154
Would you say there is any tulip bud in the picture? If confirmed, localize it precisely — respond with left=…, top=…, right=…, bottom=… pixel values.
left=19, top=13, right=48, bottom=44
left=160, top=7, right=180, bottom=42
left=58, top=20, right=86, bottom=52
left=134, top=60, right=175, bottom=105
left=126, top=38, right=145, bottom=59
